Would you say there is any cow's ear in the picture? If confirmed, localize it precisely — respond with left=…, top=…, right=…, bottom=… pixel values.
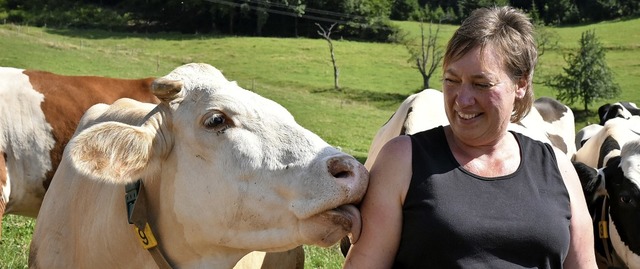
left=66, top=116, right=166, bottom=184
left=152, top=78, right=183, bottom=103
left=603, top=156, right=624, bottom=188
left=573, top=161, right=602, bottom=203
left=605, top=156, right=622, bottom=170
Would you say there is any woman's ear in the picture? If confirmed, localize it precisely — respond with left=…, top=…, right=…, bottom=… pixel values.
left=515, top=77, right=528, bottom=99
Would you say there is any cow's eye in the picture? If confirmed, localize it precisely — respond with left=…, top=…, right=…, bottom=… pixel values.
left=204, top=114, right=224, bottom=128
left=202, top=112, right=230, bottom=134
left=620, top=195, right=632, bottom=205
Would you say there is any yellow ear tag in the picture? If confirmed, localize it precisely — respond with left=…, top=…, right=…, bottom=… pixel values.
left=598, top=220, right=609, bottom=239
left=134, top=223, right=159, bottom=249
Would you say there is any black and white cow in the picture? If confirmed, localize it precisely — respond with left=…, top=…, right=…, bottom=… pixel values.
left=576, top=124, right=604, bottom=152
left=599, top=102, right=640, bottom=125
left=573, top=117, right=640, bottom=269
left=576, top=115, right=640, bottom=153
left=574, top=117, right=640, bottom=168
left=528, top=96, right=576, bottom=157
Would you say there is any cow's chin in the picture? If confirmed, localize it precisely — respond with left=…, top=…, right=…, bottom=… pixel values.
left=299, top=204, right=362, bottom=247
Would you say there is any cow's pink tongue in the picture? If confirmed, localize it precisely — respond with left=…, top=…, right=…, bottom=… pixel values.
left=339, top=204, right=362, bottom=244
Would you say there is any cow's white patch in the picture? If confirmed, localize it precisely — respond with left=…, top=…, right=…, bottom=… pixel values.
left=629, top=116, right=640, bottom=136
left=575, top=124, right=603, bottom=151
left=620, top=141, right=640, bottom=188
left=609, top=218, right=640, bottom=268
left=0, top=67, right=55, bottom=216
left=1, top=169, right=9, bottom=204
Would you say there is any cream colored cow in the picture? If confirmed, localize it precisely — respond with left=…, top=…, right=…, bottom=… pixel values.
left=235, top=247, right=304, bottom=269
left=30, top=63, right=368, bottom=269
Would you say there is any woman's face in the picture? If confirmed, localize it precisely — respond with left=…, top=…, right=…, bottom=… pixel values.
left=442, top=45, right=526, bottom=147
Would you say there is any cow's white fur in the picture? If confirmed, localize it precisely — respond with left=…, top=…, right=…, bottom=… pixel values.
left=609, top=222, right=640, bottom=269
left=30, top=63, right=368, bottom=268
left=621, top=140, right=640, bottom=187
left=0, top=67, right=55, bottom=216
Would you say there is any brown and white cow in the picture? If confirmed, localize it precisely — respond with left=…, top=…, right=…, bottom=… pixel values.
left=29, top=63, right=368, bottom=268
left=572, top=118, right=640, bottom=269
left=0, top=67, right=159, bottom=232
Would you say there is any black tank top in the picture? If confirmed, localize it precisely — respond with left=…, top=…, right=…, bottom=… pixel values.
left=393, top=126, right=571, bottom=268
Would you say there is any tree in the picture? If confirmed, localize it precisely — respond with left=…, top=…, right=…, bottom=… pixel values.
left=542, top=0, right=580, bottom=24
left=534, top=21, right=558, bottom=58
left=547, top=29, right=620, bottom=111
left=457, top=0, right=508, bottom=22
left=403, top=20, right=443, bottom=91
left=317, top=22, right=340, bottom=90
left=390, top=0, right=420, bottom=20
left=288, top=0, right=306, bottom=37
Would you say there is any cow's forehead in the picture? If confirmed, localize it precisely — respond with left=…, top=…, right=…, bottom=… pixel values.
left=162, top=63, right=228, bottom=88
left=161, top=63, right=295, bottom=121
left=179, top=83, right=295, bottom=125
left=621, top=141, right=640, bottom=187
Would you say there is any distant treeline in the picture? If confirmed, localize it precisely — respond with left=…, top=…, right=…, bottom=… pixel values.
left=0, top=0, right=638, bottom=42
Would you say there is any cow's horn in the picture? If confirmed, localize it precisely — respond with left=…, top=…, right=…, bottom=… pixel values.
left=152, top=78, right=183, bottom=103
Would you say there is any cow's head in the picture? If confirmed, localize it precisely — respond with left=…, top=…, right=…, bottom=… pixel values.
left=599, top=102, right=640, bottom=125
left=65, top=63, right=368, bottom=262
left=600, top=140, right=640, bottom=268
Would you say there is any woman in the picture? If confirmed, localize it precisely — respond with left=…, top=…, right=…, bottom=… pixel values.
left=343, top=6, right=597, bottom=269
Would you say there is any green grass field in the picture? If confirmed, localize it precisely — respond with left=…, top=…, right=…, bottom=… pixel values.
left=0, top=17, right=639, bottom=268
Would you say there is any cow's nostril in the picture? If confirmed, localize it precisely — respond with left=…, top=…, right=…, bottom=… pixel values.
left=333, top=171, right=352, bottom=178
left=328, top=158, right=354, bottom=179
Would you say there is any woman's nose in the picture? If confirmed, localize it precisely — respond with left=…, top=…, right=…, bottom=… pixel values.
left=455, top=84, right=475, bottom=107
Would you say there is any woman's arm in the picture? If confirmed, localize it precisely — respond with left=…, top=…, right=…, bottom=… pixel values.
left=554, top=147, right=598, bottom=269
left=343, top=136, right=413, bottom=269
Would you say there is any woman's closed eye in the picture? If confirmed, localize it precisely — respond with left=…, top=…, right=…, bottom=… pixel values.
left=473, top=81, right=499, bottom=89
left=474, top=83, right=492, bottom=89
left=443, top=78, right=460, bottom=85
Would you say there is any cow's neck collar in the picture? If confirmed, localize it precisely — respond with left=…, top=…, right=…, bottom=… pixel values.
left=594, top=195, right=626, bottom=268
left=125, top=180, right=174, bottom=269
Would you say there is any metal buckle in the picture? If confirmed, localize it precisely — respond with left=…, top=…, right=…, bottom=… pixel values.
left=125, top=180, right=141, bottom=225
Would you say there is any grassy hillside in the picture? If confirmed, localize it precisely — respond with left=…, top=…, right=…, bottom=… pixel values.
left=1, top=17, right=639, bottom=268
left=396, top=19, right=640, bottom=114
